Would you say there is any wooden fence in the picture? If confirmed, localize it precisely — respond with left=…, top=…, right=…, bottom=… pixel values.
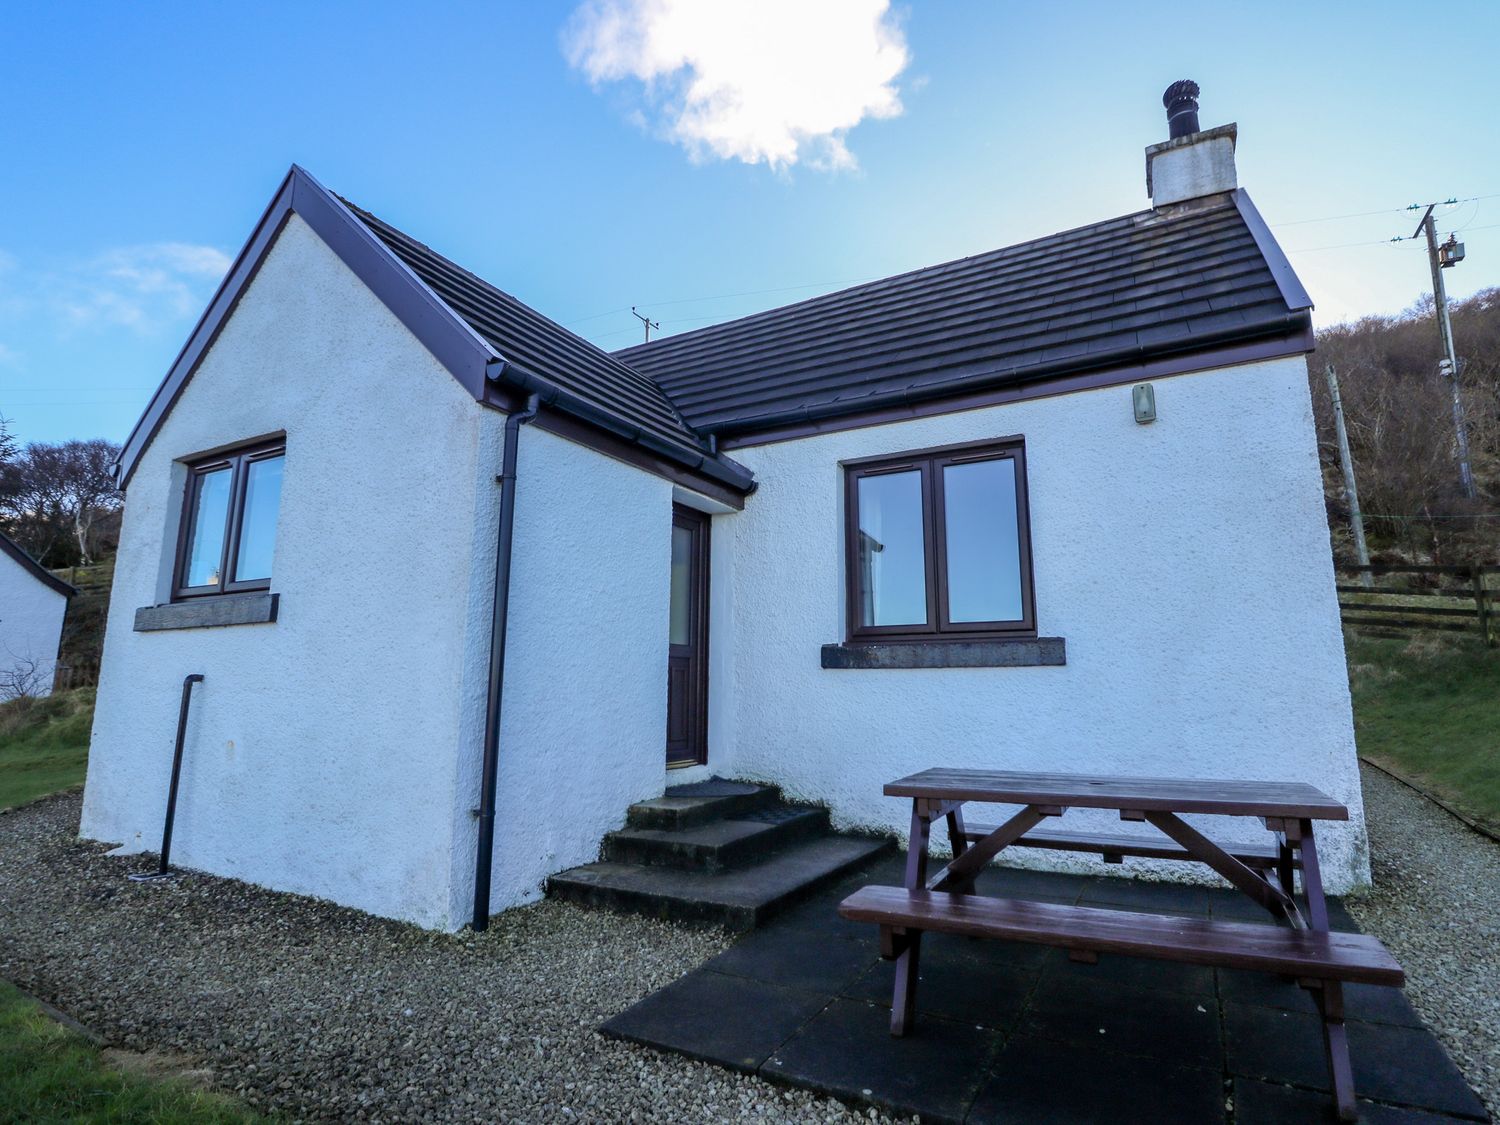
left=1337, top=564, right=1498, bottom=646
left=52, top=661, right=100, bottom=692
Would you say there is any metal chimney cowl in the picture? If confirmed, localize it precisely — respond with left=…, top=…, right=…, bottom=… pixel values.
left=1163, top=80, right=1201, bottom=139
left=1145, top=79, right=1238, bottom=208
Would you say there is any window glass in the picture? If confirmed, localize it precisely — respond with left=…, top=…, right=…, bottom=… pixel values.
left=234, top=455, right=284, bottom=581
left=856, top=470, right=927, bottom=626
left=185, top=467, right=232, bottom=587
left=944, top=458, right=1023, bottom=622
left=669, top=523, right=692, bottom=645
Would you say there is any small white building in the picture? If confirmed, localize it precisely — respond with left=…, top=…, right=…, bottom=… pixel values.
left=0, top=530, right=75, bottom=699
left=82, top=89, right=1366, bottom=930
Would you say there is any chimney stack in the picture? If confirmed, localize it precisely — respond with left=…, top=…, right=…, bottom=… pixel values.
left=1146, top=79, right=1237, bottom=208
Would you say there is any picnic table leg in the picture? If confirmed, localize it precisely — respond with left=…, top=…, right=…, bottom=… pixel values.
left=1275, top=833, right=1296, bottom=898
left=1296, top=819, right=1331, bottom=932
left=944, top=805, right=975, bottom=895
left=1312, top=980, right=1357, bottom=1121
left=891, top=802, right=931, bottom=1036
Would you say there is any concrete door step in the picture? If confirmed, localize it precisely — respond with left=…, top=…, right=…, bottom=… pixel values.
left=626, top=779, right=780, bottom=831
left=549, top=834, right=892, bottom=931
left=603, top=805, right=830, bottom=871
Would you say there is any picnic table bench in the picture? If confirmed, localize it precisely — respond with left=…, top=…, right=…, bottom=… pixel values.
left=838, top=768, right=1405, bottom=1122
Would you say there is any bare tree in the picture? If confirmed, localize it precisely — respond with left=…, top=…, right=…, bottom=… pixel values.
left=1310, top=287, right=1500, bottom=563
left=0, top=438, right=124, bottom=565
left=60, top=439, right=121, bottom=563
left=0, top=415, right=17, bottom=467
left=0, top=653, right=49, bottom=703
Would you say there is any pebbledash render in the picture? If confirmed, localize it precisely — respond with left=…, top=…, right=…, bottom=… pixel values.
left=82, top=87, right=1367, bottom=930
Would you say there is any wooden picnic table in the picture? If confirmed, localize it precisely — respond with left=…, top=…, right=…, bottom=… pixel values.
left=840, top=767, right=1401, bottom=1122
left=887, top=766, right=1347, bottom=932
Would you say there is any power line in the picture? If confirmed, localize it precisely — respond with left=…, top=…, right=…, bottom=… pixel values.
left=1273, top=205, right=1413, bottom=227
left=1288, top=221, right=1500, bottom=254
left=0, top=400, right=147, bottom=406
left=1269, top=192, right=1500, bottom=229
left=1287, top=236, right=1429, bottom=254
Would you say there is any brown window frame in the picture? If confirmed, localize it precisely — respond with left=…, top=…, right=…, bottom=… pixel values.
left=173, top=440, right=285, bottom=600
left=842, top=436, right=1036, bottom=644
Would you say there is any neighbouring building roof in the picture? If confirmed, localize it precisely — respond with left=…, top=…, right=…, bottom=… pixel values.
left=0, top=529, right=77, bottom=598
left=616, top=190, right=1312, bottom=441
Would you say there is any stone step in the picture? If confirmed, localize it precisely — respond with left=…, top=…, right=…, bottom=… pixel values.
left=603, top=804, right=830, bottom=871
left=625, top=778, right=780, bottom=831
left=548, top=834, right=894, bottom=931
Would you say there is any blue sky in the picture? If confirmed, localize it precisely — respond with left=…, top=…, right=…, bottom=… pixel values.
left=3, top=0, right=1498, bottom=447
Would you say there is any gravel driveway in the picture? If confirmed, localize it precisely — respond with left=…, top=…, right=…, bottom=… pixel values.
left=0, top=794, right=895, bottom=1123
left=1347, top=765, right=1499, bottom=1117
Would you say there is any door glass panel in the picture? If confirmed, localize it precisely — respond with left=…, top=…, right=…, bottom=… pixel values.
left=943, top=458, right=1023, bottom=622
left=669, top=524, right=692, bottom=645
left=234, top=454, right=284, bottom=581
left=184, top=467, right=232, bottom=587
left=856, top=470, right=927, bottom=626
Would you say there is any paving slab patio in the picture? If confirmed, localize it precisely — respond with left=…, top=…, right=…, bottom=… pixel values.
left=602, top=855, right=1490, bottom=1124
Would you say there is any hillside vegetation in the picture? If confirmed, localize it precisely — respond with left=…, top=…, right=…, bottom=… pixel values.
left=1312, top=287, right=1500, bottom=564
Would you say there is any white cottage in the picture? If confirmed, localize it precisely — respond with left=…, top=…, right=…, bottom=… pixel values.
left=82, top=89, right=1365, bottom=930
left=0, top=530, right=75, bottom=698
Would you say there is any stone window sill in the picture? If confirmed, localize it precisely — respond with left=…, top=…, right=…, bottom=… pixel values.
left=134, top=592, right=279, bottom=632
left=821, top=636, right=1065, bottom=669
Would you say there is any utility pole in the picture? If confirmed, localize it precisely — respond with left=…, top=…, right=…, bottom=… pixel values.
left=1324, top=364, right=1372, bottom=586
left=1413, top=204, right=1476, bottom=498
left=631, top=306, right=660, bottom=343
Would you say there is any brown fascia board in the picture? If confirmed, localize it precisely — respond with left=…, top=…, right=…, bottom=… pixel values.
left=114, top=165, right=499, bottom=490
left=484, top=359, right=754, bottom=498
left=1231, top=189, right=1314, bottom=314
left=717, top=315, right=1315, bottom=450
left=112, top=166, right=753, bottom=501
left=0, top=530, right=77, bottom=597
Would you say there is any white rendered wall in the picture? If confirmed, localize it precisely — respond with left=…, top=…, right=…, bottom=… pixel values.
left=719, top=356, right=1370, bottom=892
left=0, top=553, right=68, bottom=698
left=81, top=215, right=488, bottom=928
left=445, top=422, right=677, bottom=921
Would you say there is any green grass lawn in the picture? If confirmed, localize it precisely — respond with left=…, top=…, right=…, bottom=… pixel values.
left=0, top=688, right=94, bottom=810
left=1348, top=635, right=1500, bottom=834
left=0, top=981, right=261, bottom=1124
left=2, top=693, right=265, bottom=1121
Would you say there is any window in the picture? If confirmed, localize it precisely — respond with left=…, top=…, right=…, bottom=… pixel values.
left=175, top=441, right=285, bottom=598
left=843, top=437, right=1034, bottom=642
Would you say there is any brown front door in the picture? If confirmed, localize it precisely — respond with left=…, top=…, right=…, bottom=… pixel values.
left=666, top=505, right=709, bottom=768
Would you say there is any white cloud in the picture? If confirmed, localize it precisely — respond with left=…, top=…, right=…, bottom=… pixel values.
left=61, top=243, right=232, bottom=331
left=564, top=0, right=910, bottom=170
left=0, top=243, right=231, bottom=337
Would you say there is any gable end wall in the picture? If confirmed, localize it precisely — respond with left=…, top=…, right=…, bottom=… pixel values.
left=0, top=554, right=69, bottom=698
left=80, top=215, right=489, bottom=928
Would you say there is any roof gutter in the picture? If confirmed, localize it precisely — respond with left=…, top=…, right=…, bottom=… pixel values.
left=485, top=360, right=754, bottom=494
left=471, top=392, right=540, bottom=932
left=706, top=310, right=1314, bottom=440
